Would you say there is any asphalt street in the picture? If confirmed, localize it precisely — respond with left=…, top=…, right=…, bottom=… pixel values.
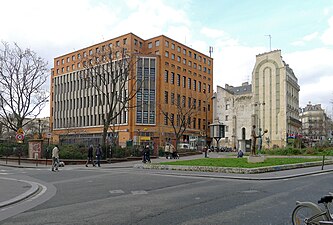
left=0, top=152, right=333, bottom=224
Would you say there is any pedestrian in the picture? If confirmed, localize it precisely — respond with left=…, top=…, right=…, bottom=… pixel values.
left=164, top=143, right=170, bottom=159
left=95, top=144, right=102, bottom=167
left=51, top=145, right=60, bottom=172
left=143, top=145, right=151, bottom=163
left=237, top=149, right=244, bottom=158
left=85, top=144, right=96, bottom=167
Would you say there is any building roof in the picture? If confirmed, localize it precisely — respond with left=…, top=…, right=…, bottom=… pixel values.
left=224, top=82, right=252, bottom=95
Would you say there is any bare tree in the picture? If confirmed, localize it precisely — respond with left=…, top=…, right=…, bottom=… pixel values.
left=81, top=46, right=141, bottom=152
left=0, top=42, right=49, bottom=132
left=160, top=94, right=200, bottom=151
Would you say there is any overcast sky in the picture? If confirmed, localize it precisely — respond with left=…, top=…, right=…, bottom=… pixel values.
left=1, top=0, right=333, bottom=117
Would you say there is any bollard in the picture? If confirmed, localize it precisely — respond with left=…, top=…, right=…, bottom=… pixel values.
left=321, top=155, right=325, bottom=170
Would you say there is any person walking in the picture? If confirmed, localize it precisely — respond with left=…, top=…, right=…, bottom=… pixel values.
left=95, top=144, right=102, bottom=167
left=85, top=144, right=96, bottom=167
left=51, top=145, right=60, bottom=172
left=164, top=143, right=171, bottom=159
left=143, top=145, right=151, bottom=163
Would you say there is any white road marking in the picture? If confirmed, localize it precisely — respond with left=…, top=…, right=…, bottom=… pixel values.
left=131, top=190, right=148, bottom=195
left=109, top=190, right=125, bottom=194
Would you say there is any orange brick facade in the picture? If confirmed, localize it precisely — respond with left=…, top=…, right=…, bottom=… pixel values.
left=50, top=33, right=213, bottom=153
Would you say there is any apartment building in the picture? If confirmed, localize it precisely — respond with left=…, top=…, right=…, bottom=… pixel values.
left=300, top=103, right=332, bottom=146
left=50, top=33, right=213, bottom=153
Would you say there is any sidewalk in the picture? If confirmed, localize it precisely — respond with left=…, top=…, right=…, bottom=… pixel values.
left=1, top=153, right=333, bottom=209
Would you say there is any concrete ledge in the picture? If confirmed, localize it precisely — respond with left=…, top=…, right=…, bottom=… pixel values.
left=248, top=155, right=265, bottom=163
left=134, top=160, right=333, bottom=174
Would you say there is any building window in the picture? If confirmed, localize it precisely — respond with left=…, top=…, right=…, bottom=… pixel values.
left=148, top=42, right=152, bottom=48
left=177, top=74, right=180, bottom=86
left=116, top=41, right=120, bottom=47
left=183, top=49, right=186, bottom=55
left=182, top=96, right=186, bottom=107
left=164, top=113, right=168, bottom=125
left=165, top=51, right=169, bottom=57
left=134, top=39, right=138, bottom=45
left=188, top=97, right=191, bottom=108
left=171, top=54, right=175, bottom=60
left=123, top=38, right=127, bottom=45
left=171, top=93, right=175, bottom=105
left=183, top=58, right=186, bottom=65
left=164, top=91, right=168, bottom=104
left=182, top=76, right=186, bottom=88
left=225, top=115, right=229, bottom=121
left=171, top=72, right=175, bottom=84
left=164, top=70, right=168, bottom=82
left=188, top=78, right=191, bottom=89
left=177, top=46, right=181, bottom=52
left=177, top=94, right=180, bottom=106
left=155, top=40, right=160, bottom=47
left=171, top=43, right=175, bottom=49
left=193, top=80, right=197, bottom=91
left=226, top=104, right=230, bottom=110
left=165, top=40, right=169, bottom=47
left=177, top=56, right=181, bottom=62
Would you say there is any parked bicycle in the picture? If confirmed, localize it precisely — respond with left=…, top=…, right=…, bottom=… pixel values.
left=292, top=192, right=333, bottom=225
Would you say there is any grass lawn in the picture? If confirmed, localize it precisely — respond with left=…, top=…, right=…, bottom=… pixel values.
left=159, top=157, right=323, bottom=168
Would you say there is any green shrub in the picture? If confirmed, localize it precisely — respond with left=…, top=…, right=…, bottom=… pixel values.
left=0, top=142, right=28, bottom=157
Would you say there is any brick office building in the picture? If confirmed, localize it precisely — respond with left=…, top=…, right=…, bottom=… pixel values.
left=50, top=33, right=213, bottom=153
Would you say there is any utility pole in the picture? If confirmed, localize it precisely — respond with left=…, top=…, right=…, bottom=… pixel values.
left=209, top=46, right=213, bottom=57
left=265, top=35, right=272, bottom=51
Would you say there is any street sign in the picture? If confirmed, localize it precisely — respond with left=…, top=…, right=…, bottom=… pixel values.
left=15, top=133, right=24, bottom=142
left=17, top=128, right=24, bottom=134
left=46, top=133, right=52, bottom=138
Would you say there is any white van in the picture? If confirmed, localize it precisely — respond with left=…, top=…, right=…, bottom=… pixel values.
left=177, top=143, right=190, bottom=150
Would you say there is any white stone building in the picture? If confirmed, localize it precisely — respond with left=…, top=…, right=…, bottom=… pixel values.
left=213, top=82, right=253, bottom=151
left=213, top=50, right=301, bottom=150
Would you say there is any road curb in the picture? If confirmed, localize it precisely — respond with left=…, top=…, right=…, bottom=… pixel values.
left=0, top=178, right=40, bottom=208
left=134, top=160, right=333, bottom=173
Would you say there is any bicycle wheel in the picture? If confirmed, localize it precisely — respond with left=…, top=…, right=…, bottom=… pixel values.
left=292, top=204, right=328, bottom=225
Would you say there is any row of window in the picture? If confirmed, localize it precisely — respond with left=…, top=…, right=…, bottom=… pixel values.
left=164, top=70, right=211, bottom=93
left=56, top=37, right=143, bottom=66
left=163, top=113, right=208, bottom=131
left=164, top=52, right=211, bottom=74
left=148, top=39, right=211, bottom=66
left=53, top=111, right=127, bottom=129
left=163, top=92, right=210, bottom=111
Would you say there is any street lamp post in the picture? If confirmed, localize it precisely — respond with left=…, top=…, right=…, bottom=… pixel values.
left=38, top=119, right=42, bottom=139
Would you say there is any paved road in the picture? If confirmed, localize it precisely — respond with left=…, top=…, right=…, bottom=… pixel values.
left=0, top=155, right=333, bottom=224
